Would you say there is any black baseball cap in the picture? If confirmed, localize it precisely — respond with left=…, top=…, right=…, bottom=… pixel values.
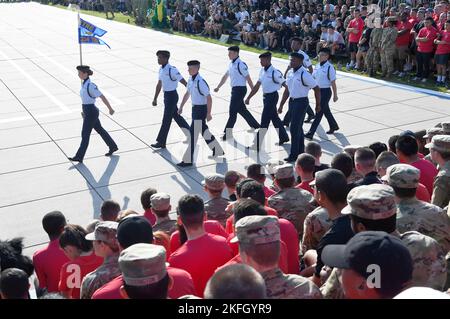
left=117, top=216, right=153, bottom=249
left=259, top=51, right=272, bottom=59
left=228, top=46, right=240, bottom=52
left=322, top=231, right=413, bottom=292
left=187, top=60, right=200, bottom=66
left=156, top=50, right=170, bottom=58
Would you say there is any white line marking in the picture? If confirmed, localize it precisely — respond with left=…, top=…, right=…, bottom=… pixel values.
left=0, top=110, right=71, bottom=124
left=0, top=50, right=71, bottom=112
left=33, top=48, right=125, bottom=106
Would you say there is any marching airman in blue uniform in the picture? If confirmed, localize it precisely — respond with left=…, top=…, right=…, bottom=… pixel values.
left=68, top=65, right=118, bottom=163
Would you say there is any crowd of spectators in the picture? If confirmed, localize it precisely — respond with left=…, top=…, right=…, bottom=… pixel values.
left=32, top=0, right=450, bottom=86
left=1, top=121, right=449, bottom=299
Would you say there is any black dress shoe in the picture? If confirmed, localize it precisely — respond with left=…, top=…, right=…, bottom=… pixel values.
left=212, top=148, right=225, bottom=158
left=176, top=161, right=193, bottom=167
left=68, top=157, right=83, bottom=163
left=304, top=115, right=315, bottom=123
left=221, top=133, right=233, bottom=141
left=151, top=142, right=166, bottom=149
left=277, top=138, right=290, bottom=146
left=304, top=133, right=314, bottom=140
left=284, top=156, right=296, bottom=163
left=246, top=145, right=260, bottom=152
left=326, top=127, right=339, bottom=134
left=105, top=147, right=118, bottom=156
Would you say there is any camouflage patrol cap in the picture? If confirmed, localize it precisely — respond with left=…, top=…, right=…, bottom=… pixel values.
left=387, top=16, right=398, bottom=22
left=400, top=231, right=447, bottom=291
left=274, top=164, right=294, bottom=179
left=85, top=221, right=119, bottom=246
left=381, top=164, right=420, bottom=189
left=441, top=122, right=450, bottom=134
left=425, top=135, right=450, bottom=153
left=231, top=215, right=280, bottom=245
left=265, top=159, right=285, bottom=175
left=202, top=173, right=225, bottom=191
left=423, top=127, right=443, bottom=139
left=119, top=243, right=167, bottom=286
left=342, top=184, right=396, bottom=220
left=150, top=193, right=170, bottom=211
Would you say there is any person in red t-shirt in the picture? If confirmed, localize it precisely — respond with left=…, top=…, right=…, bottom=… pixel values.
left=408, top=8, right=420, bottom=26
left=168, top=195, right=233, bottom=297
left=414, top=17, right=438, bottom=82
left=118, top=243, right=171, bottom=299
left=346, top=9, right=364, bottom=69
left=225, top=177, right=280, bottom=233
left=395, top=12, right=413, bottom=76
left=100, top=200, right=121, bottom=222
left=92, top=215, right=196, bottom=299
left=396, top=135, right=438, bottom=195
left=33, top=211, right=69, bottom=295
left=58, top=225, right=103, bottom=299
left=295, top=154, right=315, bottom=195
left=434, top=20, right=450, bottom=85
left=140, top=187, right=157, bottom=225
left=169, top=219, right=228, bottom=253
left=246, top=163, right=276, bottom=198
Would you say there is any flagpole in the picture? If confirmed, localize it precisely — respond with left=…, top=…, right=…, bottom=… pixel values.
left=78, top=11, right=83, bottom=66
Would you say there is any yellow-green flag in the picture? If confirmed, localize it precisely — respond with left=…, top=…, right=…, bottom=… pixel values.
left=151, top=0, right=168, bottom=28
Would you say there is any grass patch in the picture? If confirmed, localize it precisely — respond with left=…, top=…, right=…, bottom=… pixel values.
left=54, top=3, right=448, bottom=94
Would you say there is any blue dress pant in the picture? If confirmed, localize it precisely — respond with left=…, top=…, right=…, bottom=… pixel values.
left=224, top=86, right=260, bottom=133
left=156, top=90, right=190, bottom=145
left=288, top=97, right=309, bottom=159
left=75, top=104, right=117, bottom=160
left=308, top=88, right=338, bottom=135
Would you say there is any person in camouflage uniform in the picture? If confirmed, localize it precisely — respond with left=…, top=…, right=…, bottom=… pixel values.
left=81, top=221, right=121, bottom=299
left=382, top=164, right=450, bottom=253
left=321, top=183, right=447, bottom=298
left=203, top=173, right=230, bottom=228
left=119, top=243, right=170, bottom=299
left=380, top=16, right=398, bottom=78
left=366, top=17, right=383, bottom=77
left=103, top=0, right=115, bottom=19
left=132, top=0, right=148, bottom=25
left=383, top=163, right=450, bottom=290
left=233, top=215, right=322, bottom=299
left=268, top=164, right=317, bottom=239
left=322, top=231, right=413, bottom=299
left=423, top=127, right=444, bottom=166
left=266, top=159, right=284, bottom=193
left=301, top=207, right=331, bottom=256
left=426, top=134, right=450, bottom=209
left=150, top=193, right=177, bottom=236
